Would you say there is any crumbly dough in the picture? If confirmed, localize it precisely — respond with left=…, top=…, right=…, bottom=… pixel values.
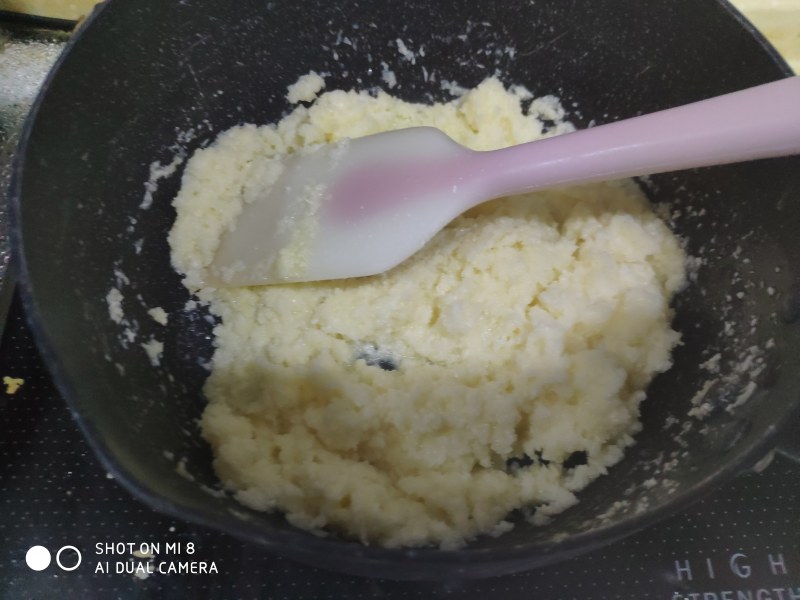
left=169, top=77, right=687, bottom=549
left=3, top=376, right=24, bottom=395
left=147, top=306, right=169, bottom=325
left=285, top=71, right=326, bottom=104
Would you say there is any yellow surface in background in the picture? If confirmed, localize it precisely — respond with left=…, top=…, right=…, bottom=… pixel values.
left=0, top=0, right=99, bottom=21
left=731, top=0, right=800, bottom=72
left=0, top=0, right=796, bottom=72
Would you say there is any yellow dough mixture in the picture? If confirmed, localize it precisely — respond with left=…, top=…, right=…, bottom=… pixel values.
left=168, top=77, right=687, bottom=549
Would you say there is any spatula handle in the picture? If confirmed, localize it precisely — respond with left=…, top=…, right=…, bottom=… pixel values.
left=478, top=77, right=800, bottom=197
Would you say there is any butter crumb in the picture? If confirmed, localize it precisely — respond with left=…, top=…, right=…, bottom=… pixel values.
left=147, top=307, right=169, bottom=325
left=3, top=376, right=24, bottom=395
left=106, top=288, right=124, bottom=323
left=286, top=72, right=325, bottom=104
left=141, top=339, right=164, bottom=366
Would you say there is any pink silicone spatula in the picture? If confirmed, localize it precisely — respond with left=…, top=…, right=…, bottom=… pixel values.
left=209, top=76, right=800, bottom=287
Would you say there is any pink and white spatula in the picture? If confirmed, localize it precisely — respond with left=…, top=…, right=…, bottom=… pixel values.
left=209, top=76, right=800, bottom=287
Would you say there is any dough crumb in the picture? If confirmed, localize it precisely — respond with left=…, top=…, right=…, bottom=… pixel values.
left=141, top=338, right=164, bottom=366
left=176, top=458, right=195, bottom=481
left=3, top=376, right=24, bottom=395
left=106, top=288, right=124, bottom=324
left=141, top=155, right=184, bottom=210
left=147, top=306, right=169, bottom=325
left=286, top=71, right=325, bottom=104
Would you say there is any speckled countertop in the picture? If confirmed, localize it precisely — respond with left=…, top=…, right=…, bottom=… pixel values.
left=0, top=28, right=65, bottom=284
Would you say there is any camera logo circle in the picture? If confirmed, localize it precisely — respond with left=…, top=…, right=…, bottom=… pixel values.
left=25, top=546, right=50, bottom=571
left=25, top=545, right=81, bottom=571
left=56, top=546, right=82, bottom=571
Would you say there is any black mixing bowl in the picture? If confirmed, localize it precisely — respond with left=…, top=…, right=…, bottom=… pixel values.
left=9, top=0, right=800, bottom=580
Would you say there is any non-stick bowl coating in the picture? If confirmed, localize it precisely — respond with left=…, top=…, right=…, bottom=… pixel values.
left=10, top=0, right=800, bottom=580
